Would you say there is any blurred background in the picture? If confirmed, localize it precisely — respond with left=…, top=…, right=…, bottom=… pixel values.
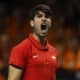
left=0, top=0, right=80, bottom=80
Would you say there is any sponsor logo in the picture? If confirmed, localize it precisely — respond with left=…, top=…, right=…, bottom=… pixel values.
left=51, top=56, right=56, bottom=60
left=33, top=55, right=38, bottom=58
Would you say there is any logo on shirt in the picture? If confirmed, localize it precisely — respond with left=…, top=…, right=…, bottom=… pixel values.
left=33, top=55, right=38, bottom=58
left=51, top=56, right=56, bottom=60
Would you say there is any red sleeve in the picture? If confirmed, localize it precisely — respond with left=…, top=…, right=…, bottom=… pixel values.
left=9, top=46, right=27, bottom=68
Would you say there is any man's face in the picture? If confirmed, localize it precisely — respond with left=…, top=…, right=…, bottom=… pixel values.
left=30, top=11, right=52, bottom=37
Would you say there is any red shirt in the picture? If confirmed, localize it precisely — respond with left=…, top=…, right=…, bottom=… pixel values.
left=9, top=33, right=58, bottom=80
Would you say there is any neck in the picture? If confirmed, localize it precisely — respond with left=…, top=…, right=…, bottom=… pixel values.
left=32, top=33, right=46, bottom=46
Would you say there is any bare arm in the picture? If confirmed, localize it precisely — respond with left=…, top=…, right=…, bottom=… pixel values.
left=8, top=65, right=23, bottom=80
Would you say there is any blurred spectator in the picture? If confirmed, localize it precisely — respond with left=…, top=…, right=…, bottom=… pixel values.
left=6, top=6, right=27, bottom=45
left=62, top=37, right=79, bottom=70
left=59, top=37, right=79, bottom=80
left=0, top=34, right=10, bottom=79
left=0, top=73, right=4, bottom=80
left=0, top=1, right=7, bottom=34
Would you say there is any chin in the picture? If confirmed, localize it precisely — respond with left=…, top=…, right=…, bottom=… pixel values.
left=40, top=33, right=47, bottom=37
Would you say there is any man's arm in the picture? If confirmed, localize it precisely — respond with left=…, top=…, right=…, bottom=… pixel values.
left=8, top=65, right=23, bottom=80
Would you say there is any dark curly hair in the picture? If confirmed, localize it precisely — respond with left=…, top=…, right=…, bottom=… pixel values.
left=29, top=4, right=53, bottom=20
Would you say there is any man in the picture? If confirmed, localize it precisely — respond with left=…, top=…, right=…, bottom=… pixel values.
left=8, top=4, right=59, bottom=80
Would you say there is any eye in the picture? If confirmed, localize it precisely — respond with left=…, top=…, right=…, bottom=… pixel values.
left=45, top=15, right=50, bottom=18
left=37, top=14, right=42, bottom=18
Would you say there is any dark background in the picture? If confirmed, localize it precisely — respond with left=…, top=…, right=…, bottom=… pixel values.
left=0, top=0, right=80, bottom=80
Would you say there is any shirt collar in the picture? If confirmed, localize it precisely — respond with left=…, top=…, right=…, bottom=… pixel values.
left=29, top=33, right=48, bottom=50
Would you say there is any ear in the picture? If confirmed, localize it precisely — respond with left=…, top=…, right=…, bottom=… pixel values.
left=30, top=20, right=34, bottom=28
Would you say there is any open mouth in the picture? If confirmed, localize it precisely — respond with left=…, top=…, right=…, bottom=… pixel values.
left=41, top=24, right=47, bottom=30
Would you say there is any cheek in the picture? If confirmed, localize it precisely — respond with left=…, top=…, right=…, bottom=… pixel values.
left=48, top=20, right=52, bottom=28
left=33, top=23, right=41, bottom=31
left=34, top=19, right=40, bottom=25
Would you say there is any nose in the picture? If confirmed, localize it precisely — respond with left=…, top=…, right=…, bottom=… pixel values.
left=41, top=16, right=47, bottom=22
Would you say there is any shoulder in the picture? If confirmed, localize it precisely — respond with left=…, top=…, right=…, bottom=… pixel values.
left=10, top=38, right=32, bottom=60
left=48, top=44, right=59, bottom=56
left=9, top=38, right=31, bottom=68
left=12, top=38, right=31, bottom=52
